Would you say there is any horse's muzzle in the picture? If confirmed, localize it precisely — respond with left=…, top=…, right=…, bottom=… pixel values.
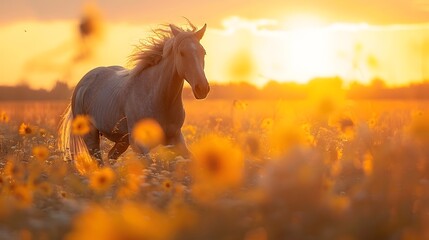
left=193, top=82, right=210, bottom=99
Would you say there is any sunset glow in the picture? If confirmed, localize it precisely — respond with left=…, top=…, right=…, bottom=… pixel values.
left=0, top=1, right=428, bottom=89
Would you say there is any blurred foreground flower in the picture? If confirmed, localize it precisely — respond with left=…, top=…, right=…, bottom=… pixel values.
left=89, top=167, right=116, bottom=193
left=67, top=203, right=175, bottom=240
left=262, top=148, right=325, bottom=208
left=269, top=120, right=311, bottom=155
left=244, top=227, right=268, bottom=240
left=72, top=115, right=91, bottom=135
left=191, top=134, right=244, bottom=202
left=132, top=118, right=164, bottom=149
left=18, top=123, right=33, bottom=135
left=12, top=185, right=33, bottom=208
left=32, top=145, right=50, bottom=161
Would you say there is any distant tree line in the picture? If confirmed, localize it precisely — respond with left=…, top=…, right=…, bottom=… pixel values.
left=0, top=81, right=72, bottom=101
left=347, top=78, right=429, bottom=100
left=1, top=78, right=429, bottom=101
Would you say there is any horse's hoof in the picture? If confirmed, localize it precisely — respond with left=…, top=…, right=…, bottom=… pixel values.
left=96, top=159, right=104, bottom=167
left=108, top=159, right=117, bottom=167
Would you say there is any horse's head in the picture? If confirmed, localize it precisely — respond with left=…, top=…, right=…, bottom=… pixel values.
left=170, top=24, right=210, bottom=99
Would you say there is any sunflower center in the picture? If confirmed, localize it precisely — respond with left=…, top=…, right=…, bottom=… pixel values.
left=205, top=152, right=222, bottom=174
left=98, top=175, right=107, bottom=185
left=25, top=127, right=32, bottom=134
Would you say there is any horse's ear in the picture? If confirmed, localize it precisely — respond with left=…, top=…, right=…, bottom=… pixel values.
left=170, top=24, right=181, bottom=37
left=195, top=24, right=207, bottom=40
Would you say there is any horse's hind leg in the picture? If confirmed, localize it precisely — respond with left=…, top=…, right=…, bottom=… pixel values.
left=108, top=139, right=129, bottom=165
left=83, top=127, right=103, bottom=166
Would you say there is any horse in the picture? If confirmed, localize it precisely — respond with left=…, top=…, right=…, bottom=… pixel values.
left=59, top=22, right=210, bottom=167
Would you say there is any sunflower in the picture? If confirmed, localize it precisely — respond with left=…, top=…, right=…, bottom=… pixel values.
left=89, top=167, right=116, bottom=192
left=260, top=118, right=274, bottom=131
left=32, top=145, right=50, bottom=161
left=116, top=159, right=144, bottom=198
left=13, top=185, right=33, bottom=208
left=191, top=135, right=244, bottom=191
left=67, top=203, right=175, bottom=240
left=269, top=119, right=310, bottom=155
left=4, top=161, right=25, bottom=180
left=72, top=115, right=91, bottom=135
left=161, top=179, right=173, bottom=192
left=18, top=123, right=33, bottom=135
left=0, top=112, right=9, bottom=123
left=132, top=118, right=164, bottom=149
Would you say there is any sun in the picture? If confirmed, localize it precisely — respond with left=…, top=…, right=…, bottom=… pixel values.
left=286, top=28, right=336, bottom=83
left=212, top=15, right=338, bottom=86
left=254, top=14, right=336, bottom=84
left=277, top=14, right=337, bottom=83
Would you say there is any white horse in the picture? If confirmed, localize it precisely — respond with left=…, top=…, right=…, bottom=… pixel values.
left=59, top=22, right=209, bottom=166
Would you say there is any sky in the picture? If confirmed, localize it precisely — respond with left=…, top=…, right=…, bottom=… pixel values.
left=1, top=0, right=429, bottom=89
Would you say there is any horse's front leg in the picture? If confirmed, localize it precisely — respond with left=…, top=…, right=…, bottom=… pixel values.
left=108, top=136, right=129, bottom=166
left=167, top=131, right=191, bottom=158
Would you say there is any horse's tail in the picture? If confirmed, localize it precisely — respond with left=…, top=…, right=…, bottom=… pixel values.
left=58, top=104, right=95, bottom=174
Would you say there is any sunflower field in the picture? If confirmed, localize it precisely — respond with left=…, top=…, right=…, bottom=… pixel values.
left=0, top=97, right=429, bottom=240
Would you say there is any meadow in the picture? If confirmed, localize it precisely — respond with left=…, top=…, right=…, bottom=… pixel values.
left=0, top=97, right=429, bottom=239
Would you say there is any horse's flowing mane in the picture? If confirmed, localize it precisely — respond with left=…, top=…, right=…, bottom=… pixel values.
left=128, top=21, right=198, bottom=78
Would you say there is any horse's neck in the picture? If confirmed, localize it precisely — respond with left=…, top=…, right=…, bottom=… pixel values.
left=139, top=56, right=184, bottom=108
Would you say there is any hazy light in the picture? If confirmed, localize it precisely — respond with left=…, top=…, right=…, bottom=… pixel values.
left=283, top=13, right=326, bottom=30
left=1, top=15, right=429, bottom=89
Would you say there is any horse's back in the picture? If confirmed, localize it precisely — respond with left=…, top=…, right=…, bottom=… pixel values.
left=75, top=66, right=126, bottom=89
left=73, top=65, right=127, bottom=104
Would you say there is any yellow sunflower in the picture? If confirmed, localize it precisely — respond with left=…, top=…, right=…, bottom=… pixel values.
left=132, top=118, right=164, bottom=149
left=72, top=115, right=91, bottom=135
left=89, top=167, right=116, bottom=192
left=191, top=134, right=244, bottom=200
left=161, top=179, right=173, bottom=192
left=18, top=123, right=33, bottom=135
left=13, top=184, right=33, bottom=208
left=0, top=112, right=9, bottom=123
left=32, top=145, right=50, bottom=161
